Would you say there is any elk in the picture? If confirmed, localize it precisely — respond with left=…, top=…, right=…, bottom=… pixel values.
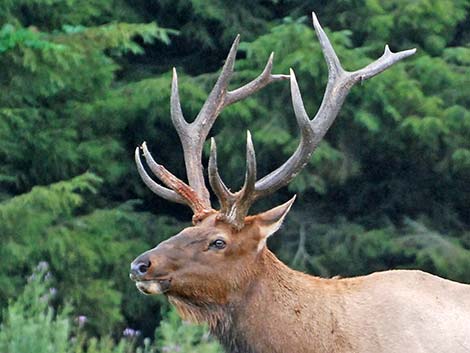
left=130, top=13, right=470, bottom=353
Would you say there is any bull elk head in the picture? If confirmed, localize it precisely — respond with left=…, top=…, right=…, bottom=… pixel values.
left=129, top=13, right=429, bottom=353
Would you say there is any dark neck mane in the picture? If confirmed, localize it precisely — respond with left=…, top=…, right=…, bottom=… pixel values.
left=167, top=295, right=228, bottom=332
left=168, top=296, right=253, bottom=353
left=167, top=250, right=304, bottom=353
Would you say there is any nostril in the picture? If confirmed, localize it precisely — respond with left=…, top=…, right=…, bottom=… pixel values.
left=130, top=259, right=152, bottom=279
left=138, top=261, right=151, bottom=275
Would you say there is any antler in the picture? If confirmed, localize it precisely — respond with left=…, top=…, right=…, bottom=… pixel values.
left=136, top=12, right=415, bottom=228
left=254, top=13, right=416, bottom=196
left=135, top=35, right=289, bottom=222
left=206, top=12, right=416, bottom=229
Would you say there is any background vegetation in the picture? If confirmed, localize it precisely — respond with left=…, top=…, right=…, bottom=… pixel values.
left=0, top=0, right=469, bottom=351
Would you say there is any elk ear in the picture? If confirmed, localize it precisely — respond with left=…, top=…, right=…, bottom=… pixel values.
left=254, top=195, right=296, bottom=251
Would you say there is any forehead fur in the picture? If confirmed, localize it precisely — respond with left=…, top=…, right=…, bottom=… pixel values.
left=157, top=213, right=263, bottom=255
left=168, top=226, right=221, bottom=246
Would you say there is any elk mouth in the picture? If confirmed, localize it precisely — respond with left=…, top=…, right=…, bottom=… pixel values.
left=134, top=277, right=172, bottom=295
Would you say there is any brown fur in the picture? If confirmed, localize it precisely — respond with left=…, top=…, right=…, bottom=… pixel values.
left=131, top=205, right=470, bottom=353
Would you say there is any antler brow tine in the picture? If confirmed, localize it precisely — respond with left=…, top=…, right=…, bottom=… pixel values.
left=134, top=146, right=186, bottom=204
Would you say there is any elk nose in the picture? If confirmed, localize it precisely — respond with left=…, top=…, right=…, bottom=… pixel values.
left=130, top=259, right=151, bottom=280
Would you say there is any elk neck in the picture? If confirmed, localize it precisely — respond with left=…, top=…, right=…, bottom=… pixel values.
left=169, top=249, right=352, bottom=353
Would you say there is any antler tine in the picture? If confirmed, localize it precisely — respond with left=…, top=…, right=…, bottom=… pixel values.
left=208, top=132, right=258, bottom=229
left=255, top=69, right=316, bottom=193
left=231, top=131, right=258, bottom=227
left=170, top=68, right=187, bottom=133
left=192, top=34, right=241, bottom=137
left=311, top=12, right=343, bottom=77
left=225, top=52, right=290, bottom=106
left=241, top=131, right=257, bottom=197
left=140, top=142, right=213, bottom=220
left=252, top=12, right=416, bottom=199
left=170, top=66, right=212, bottom=206
left=351, top=44, right=417, bottom=82
left=208, top=138, right=234, bottom=213
left=134, top=147, right=186, bottom=205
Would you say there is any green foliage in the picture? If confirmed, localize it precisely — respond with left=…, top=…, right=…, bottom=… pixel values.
left=0, top=2, right=176, bottom=193
left=0, top=265, right=71, bottom=353
left=280, top=213, right=470, bottom=284
left=0, top=173, right=185, bottom=335
left=0, top=265, right=220, bottom=353
left=0, top=173, right=101, bottom=308
left=156, top=308, right=223, bottom=353
left=0, top=24, right=63, bottom=52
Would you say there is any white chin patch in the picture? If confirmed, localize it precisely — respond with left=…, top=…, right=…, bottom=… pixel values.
left=136, top=281, right=163, bottom=295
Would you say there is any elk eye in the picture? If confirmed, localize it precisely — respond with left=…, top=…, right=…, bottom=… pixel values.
left=210, top=239, right=226, bottom=250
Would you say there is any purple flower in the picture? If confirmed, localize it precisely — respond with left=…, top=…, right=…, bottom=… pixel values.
left=123, top=327, right=141, bottom=337
left=76, top=315, right=87, bottom=327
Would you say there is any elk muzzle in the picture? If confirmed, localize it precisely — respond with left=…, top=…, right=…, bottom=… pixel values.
left=129, top=250, right=172, bottom=295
